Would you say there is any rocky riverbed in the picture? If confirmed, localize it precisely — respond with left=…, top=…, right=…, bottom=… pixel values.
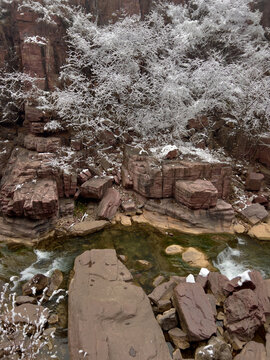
left=68, top=248, right=270, bottom=360
left=0, top=224, right=270, bottom=359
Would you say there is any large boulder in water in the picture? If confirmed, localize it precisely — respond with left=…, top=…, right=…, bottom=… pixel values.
left=68, top=249, right=171, bottom=360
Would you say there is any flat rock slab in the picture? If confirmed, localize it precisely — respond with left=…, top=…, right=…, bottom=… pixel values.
left=69, top=220, right=109, bottom=236
left=173, top=282, right=216, bottom=341
left=174, top=179, right=218, bottom=210
left=248, top=219, right=270, bottom=240
left=10, top=179, right=59, bottom=220
left=68, top=249, right=171, bottom=360
left=144, top=198, right=234, bottom=233
left=240, top=203, right=268, bottom=225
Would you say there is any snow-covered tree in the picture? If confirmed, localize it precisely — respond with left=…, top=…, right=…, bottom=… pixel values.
left=0, top=70, right=39, bottom=124
left=45, top=0, right=270, bottom=145
left=1, top=0, right=270, bottom=148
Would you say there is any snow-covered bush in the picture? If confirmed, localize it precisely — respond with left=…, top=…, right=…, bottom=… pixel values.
left=1, top=0, right=270, bottom=148
left=0, top=282, right=56, bottom=359
left=0, top=70, right=41, bottom=124
left=44, top=120, right=64, bottom=133
left=45, top=0, right=270, bottom=145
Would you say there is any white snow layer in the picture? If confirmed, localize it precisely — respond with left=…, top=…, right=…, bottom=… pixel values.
left=237, top=269, right=251, bottom=286
left=199, top=268, right=210, bottom=277
left=186, top=274, right=195, bottom=283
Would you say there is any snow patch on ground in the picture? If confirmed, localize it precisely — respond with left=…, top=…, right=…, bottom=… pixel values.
left=237, top=270, right=251, bottom=286
left=150, top=143, right=230, bottom=163
left=186, top=274, right=195, bottom=283
left=199, top=268, right=210, bottom=277
left=24, top=36, right=48, bottom=46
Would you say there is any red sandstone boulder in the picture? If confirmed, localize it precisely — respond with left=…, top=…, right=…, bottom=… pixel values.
left=80, top=177, right=113, bottom=199
left=224, top=289, right=265, bottom=342
left=156, top=308, right=178, bottom=331
left=234, top=341, right=267, bottom=360
left=123, top=155, right=163, bottom=198
left=148, top=279, right=177, bottom=306
left=122, top=146, right=231, bottom=199
left=252, top=195, right=268, bottom=208
left=68, top=249, right=171, bottom=360
left=173, top=282, right=216, bottom=341
left=78, top=169, right=92, bottom=185
left=22, top=274, right=49, bottom=296
left=97, top=188, right=121, bottom=220
left=24, top=134, right=62, bottom=153
left=207, top=272, right=230, bottom=304
left=174, top=179, right=218, bottom=209
left=245, top=173, right=264, bottom=191
left=225, top=271, right=270, bottom=315
left=7, top=179, right=59, bottom=220
left=163, top=148, right=179, bottom=160
left=240, top=203, right=268, bottom=225
left=121, top=199, right=136, bottom=214
left=162, top=161, right=231, bottom=199
left=0, top=148, right=78, bottom=220
left=63, top=172, right=77, bottom=198
left=249, top=271, right=270, bottom=315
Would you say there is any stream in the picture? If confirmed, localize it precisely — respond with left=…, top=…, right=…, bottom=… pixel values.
left=0, top=223, right=270, bottom=359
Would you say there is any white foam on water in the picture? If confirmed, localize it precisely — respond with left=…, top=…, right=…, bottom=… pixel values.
left=44, top=256, right=71, bottom=277
left=34, top=249, right=52, bottom=261
left=19, top=250, right=53, bottom=282
left=20, top=264, right=45, bottom=282
left=237, top=237, right=246, bottom=245
left=213, top=246, right=247, bottom=280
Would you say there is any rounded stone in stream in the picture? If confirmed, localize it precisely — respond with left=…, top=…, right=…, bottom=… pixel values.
left=182, top=247, right=210, bottom=268
left=165, top=245, right=184, bottom=255
left=136, top=259, right=153, bottom=270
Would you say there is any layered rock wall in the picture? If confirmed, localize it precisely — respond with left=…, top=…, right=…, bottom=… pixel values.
left=122, top=146, right=232, bottom=200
